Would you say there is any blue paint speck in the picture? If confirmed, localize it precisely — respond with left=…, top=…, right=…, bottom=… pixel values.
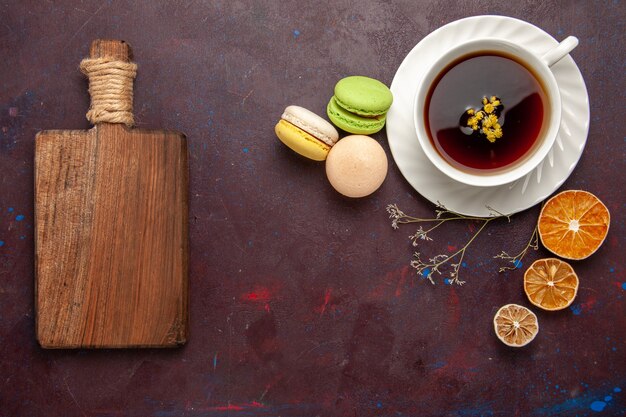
left=243, top=147, right=249, bottom=153
left=570, top=304, right=582, bottom=315
left=621, top=282, right=626, bottom=290
left=609, top=267, right=615, bottom=273
left=604, top=396, right=612, bottom=402
left=590, top=400, right=606, bottom=412
left=19, top=235, right=25, bottom=240
left=514, top=259, right=523, bottom=269
left=293, top=29, right=300, bottom=38
left=0, top=240, right=4, bottom=247
left=555, top=385, right=559, bottom=389
left=613, top=347, right=617, bottom=351
left=444, top=278, right=451, bottom=285
left=421, top=268, right=430, bottom=278
left=462, top=262, right=467, bottom=267
left=15, top=214, right=25, bottom=221
left=536, top=395, right=587, bottom=415
left=8, top=207, right=14, bottom=212
left=377, top=401, right=382, bottom=408
left=614, top=387, right=622, bottom=393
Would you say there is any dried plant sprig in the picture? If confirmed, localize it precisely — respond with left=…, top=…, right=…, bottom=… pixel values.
left=387, top=203, right=510, bottom=285
left=388, top=202, right=490, bottom=235
left=409, top=214, right=498, bottom=285
left=494, top=225, right=539, bottom=272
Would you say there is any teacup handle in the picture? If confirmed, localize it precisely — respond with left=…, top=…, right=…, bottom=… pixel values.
left=541, top=36, right=579, bottom=67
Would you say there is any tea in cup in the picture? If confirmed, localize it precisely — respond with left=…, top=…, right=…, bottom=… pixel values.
left=414, top=36, right=578, bottom=187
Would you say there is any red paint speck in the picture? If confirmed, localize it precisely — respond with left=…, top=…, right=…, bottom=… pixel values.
left=241, top=286, right=275, bottom=311
left=578, top=296, right=597, bottom=313
left=319, top=289, right=332, bottom=315
left=447, top=245, right=457, bottom=252
left=366, top=267, right=415, bottom=300
left=447, top=287, right=461, bottom=327
left=242, top=287, right=271, bottom=303
left=395, top=266, right=409, bottom=297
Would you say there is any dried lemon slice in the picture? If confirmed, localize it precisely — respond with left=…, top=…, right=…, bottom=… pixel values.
left=493, top=304, right=538, bottom=347
left=538, top=190, right=610, bottom=260
left=524, top=258, right=579, bottom=311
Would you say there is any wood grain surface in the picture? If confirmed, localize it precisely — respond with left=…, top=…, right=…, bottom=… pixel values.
left=34, top=40, right=188, bottom=348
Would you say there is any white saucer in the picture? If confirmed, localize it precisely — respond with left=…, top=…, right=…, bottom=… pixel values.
left=386, top=15, right=589, bottom=216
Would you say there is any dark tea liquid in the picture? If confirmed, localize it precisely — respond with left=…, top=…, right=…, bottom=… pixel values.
left=425, top=51, right=548, bottom=172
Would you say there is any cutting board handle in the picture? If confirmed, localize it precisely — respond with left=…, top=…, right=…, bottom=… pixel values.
left=90, top=39, right=132, bottom=62
left=82, top=39, right=137, bottom=127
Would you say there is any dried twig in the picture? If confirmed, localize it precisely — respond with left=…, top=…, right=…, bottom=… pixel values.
left=387, top=203, right=536, bottom=285
left=494, top=225, right=539, bottom=272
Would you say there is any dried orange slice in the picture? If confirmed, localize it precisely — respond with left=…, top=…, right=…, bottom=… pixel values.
left=538, top=190, right=610, bottom=260
left=524, top=258, right=579, bottom=311
left=493, top=304, right=538, bottom=347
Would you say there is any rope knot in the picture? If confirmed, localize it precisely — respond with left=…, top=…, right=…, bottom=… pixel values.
left=80, top=57, right=137, bottom=126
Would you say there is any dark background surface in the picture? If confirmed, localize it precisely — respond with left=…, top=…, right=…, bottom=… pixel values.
left=1, top=1, right=624, bottom=416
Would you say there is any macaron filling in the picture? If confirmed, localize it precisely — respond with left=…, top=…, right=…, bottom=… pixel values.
left=281, top=111, right=336, bottom=147
left=332, top=95, right=388, bottom=117
left=327, top=97, right=386, bottom=134
left=280, top=105, right=339, bottom=147
left=276, top=119, right=330, bottom=149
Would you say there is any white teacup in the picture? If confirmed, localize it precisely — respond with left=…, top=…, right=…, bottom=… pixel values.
left=414, top=36, right=578, bottom=187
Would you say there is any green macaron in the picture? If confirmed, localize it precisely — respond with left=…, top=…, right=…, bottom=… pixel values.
left=327, top=76, right=393, bottom=134
left=327, top=96, right=386, bottom=135
left=334, top=76, right=393, bottom=117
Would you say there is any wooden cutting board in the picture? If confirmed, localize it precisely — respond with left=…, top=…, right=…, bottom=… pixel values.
left=35, top=40, right=188, bottom=348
